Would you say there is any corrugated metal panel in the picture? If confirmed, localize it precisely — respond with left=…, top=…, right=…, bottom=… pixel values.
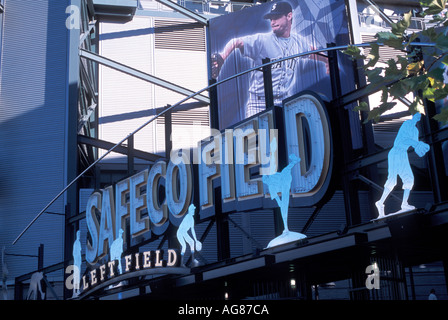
left=79, top=189, right=94, bottom=214
left=195, top=221, right=218, bottom=264
left=99, top=17, right=156, bottom=160
left=293, top=191, right=347, bottom=237
left=0, top=0, right=68, bottom=280
left=245, top=210, right=278, bottom=251
left=153, top=48, right=208, bottom=107
left=98, top=16, right=209, bottom=159
left=228, top=212, right=246, bottom=257
left=77, top=189, right=94, bottom=265
left=153, top=27, right=209, bottom=153
left=160, top=108, right=211, bottom=151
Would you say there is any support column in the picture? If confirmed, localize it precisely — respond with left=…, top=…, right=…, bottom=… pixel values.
left=328, top=43, right=361, bottom=226
left=215, top=187, right=230, bottom=261
left=262, top=57, right=274, bottom=108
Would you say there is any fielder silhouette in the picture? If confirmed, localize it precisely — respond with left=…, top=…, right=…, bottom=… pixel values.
left=110, top=229, right=124, bottom=274
left=26, top=272, right=45, bottom=300
left=177, top=204, right=202, bottom=267
left=375, top=112, right=430, bottom=218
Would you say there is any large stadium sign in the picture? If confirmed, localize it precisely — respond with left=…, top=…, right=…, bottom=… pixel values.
left=85, top=92, right=332, bottom=260
left=70, top=0, right=353, bottom=297
left=72, top=91, right=334, bottom=297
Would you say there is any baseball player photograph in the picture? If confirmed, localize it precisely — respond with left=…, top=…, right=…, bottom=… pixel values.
left=209, top=0, right=349, bottom=128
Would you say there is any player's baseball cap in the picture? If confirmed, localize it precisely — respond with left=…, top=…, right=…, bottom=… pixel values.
left=263, top=1, right=292, bottom=19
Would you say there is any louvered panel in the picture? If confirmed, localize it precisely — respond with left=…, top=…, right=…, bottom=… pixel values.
left=362, top=34, right=406, bottom=63
left=154, top=19, right=205, bottom=51
left=157, top=108, right=210, bottom=126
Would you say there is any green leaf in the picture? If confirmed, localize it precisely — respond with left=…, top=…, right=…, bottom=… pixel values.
left=442, top=54, right=448, bottom=66
left=354, top=101, right=370, bottom=112
left=421, top=28, right=439, bottom=42
left=402, top=75, right=430, bottom=92
left=365, top=67, right=384, bottom=85
left=397, top=56, right=409, bottom=70
left=407, top=60, right=424, bottom=74
left=409, top=97, right=425, bottom=115
left=367, top=102, right=397, bottom=123
left=422, top=86, right=436, bottom=101
left=364, top=43, right=380, bottom=69
left=435, top=32, right=448, bottom=51
left=421, top=0, right=447, bottom=15
left=389, top=81, right=409, bottom=99
left=391, top=11, right=412, bottom=36
left=428, top=66, right=445, bottom=82
left=433, top=85, right=448, bottom=101
left=433, top=106, right=448, bottom=124
left=384, top=58, right=406, bottom=81
left=381, top=87, right=389, bottom=103
left=376, top=32, right=404, bottom=49
left=342, top=45, right=365, bottom=60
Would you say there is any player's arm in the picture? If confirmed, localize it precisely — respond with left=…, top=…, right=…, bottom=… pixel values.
left=398, top=126, right=430, bottom=156
left=402, top=137, right=429, bottom=156
left=211, top=38, right=244, bottom=79
left=221, top=38, right=244, bottom=60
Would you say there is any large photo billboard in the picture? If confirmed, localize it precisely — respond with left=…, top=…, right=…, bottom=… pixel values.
left=209, top=0, right=352, bottom=129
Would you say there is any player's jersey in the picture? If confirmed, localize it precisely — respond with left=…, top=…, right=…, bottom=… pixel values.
left=241, top=32, right=307, bottom=99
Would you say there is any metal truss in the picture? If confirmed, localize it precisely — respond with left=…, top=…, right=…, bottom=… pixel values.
left=79, top=49, right=210, bottom=104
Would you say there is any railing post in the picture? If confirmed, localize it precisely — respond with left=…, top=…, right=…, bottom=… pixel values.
left=262, top=57, right=274, bottom=108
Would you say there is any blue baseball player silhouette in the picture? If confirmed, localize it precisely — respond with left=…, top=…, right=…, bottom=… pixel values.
left=375, top=112, right=430, bottom=218
left=211, top=1, right=328, bottom=118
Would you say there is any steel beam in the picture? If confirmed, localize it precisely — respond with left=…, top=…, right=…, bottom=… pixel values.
left=362, top=0, right=394, bottom=26
left=79, top=49, right=210, bottom=104
left=77, top=134, right=162, bottom=162
left=155, top=0, right=208, bottom=25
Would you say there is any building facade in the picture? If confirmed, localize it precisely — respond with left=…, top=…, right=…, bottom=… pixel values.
left=1, top=0, right=448, bottom=301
